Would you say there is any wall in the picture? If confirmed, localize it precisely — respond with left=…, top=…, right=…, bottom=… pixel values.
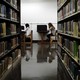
left=21, top=0, right=57, bottom=40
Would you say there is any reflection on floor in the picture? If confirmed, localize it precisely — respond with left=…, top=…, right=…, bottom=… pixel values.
left=21, top=43, right=57, bottom=80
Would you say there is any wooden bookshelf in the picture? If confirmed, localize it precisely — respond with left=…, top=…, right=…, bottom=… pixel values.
left=0, top=17, right=19, bottom=23
left=58, top=43, right=80, bottom=68
left=0, top=33, right=20, bottom=41
left=58, top=32, right=80, bottom=40
left=0, top=45, right=20, bottom=59
left=57, top=51, right=74, bottom=80
left=0, top=0, right=21, bottom=80
left=57, top=0, right=80, bottom=80
left=58, top=0, right=70, bottom=12
left=58, top=11, right=80, bottom=23
left=0, top=0, right=19, bottom=12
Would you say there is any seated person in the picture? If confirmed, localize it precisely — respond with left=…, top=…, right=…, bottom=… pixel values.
left=47, top=23, right=55, bottom=41
left=25, top=23, right=31, bottom=42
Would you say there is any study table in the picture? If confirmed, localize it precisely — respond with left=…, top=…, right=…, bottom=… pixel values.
left=38, top=31, right=48, bottom=44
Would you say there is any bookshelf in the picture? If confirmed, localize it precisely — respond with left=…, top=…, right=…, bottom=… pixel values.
left=0, top=0, right=21, bottom=80
left=57, top=0, right=80, bottom=80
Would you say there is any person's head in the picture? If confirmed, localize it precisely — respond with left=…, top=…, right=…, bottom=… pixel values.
left=25, top=23, right=29, bottom=28
left=48, top=23, right=55, bottom=30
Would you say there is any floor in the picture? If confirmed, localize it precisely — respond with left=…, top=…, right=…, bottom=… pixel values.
left=21, top=43, right=57, bottom=80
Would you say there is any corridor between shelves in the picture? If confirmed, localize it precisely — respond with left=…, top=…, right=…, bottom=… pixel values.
left=21, top=43, right=57, bottom=80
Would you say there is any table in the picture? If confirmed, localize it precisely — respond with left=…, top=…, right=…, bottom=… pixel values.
left=38, top=31, right=48, bottom=44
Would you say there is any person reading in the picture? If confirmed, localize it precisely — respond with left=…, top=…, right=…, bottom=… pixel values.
left=47, top=23, right=55, bottom=41
left=25, top=23, right=31, bottom=42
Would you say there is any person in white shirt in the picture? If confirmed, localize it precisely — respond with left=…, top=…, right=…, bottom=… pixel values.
left=25, top=23, right=31, bottom=42
left=47, top=23, right=55, bottom=41
left=25, top=23, right=32, bottom=61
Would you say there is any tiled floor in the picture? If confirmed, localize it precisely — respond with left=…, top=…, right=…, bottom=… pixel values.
left=21, top=43, right=57, bottom=80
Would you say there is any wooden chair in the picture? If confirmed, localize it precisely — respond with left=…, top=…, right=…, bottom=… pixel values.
left=25, top=30, right=33, bottom=50
left=50, top=30, right=57, bottom=48
left=21, top=31, right=26, bottom=56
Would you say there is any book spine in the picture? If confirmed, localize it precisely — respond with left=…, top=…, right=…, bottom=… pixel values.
left=77, top=0, right=80, bottom=11
left=73, top=41, right=78, bottom=59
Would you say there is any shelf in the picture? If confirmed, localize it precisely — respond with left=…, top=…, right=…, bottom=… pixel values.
left=58, top=0, right=70, bottom=12
left=0, top=0, right=21, bottom=80
left=57, top=51, right=74, bottom=80
left=58, top=43, right=80, bottom=68
left=0, top=56, right=21, bottom=80
left=0, top=17, right=19, bottom=24
left=0, top=33, right=20, bottom=42
left=0, top=0, right=19, bottom=12
left=12, top=55, right=21, bottom=68
left=58, top=32, right=80, bottom=40
left=0, top=64, right=12, bottom=80
left=0, top=45, right=20, bottom=60
left=58, top=11, right=80, bottom=23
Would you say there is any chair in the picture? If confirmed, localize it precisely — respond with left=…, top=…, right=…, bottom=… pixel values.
left=21, top=31, right=26, bottom=56
left=25, top=30, right=33, bottom=50
left=50, top=30, right=57, bottom=48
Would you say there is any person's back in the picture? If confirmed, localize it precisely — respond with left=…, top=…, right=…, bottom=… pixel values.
left=25, top=23, right=31, bottom=36
left=47, top=23, right=55, bottom=40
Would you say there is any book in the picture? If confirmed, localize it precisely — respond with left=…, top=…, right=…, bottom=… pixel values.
left=0, top=23, right=3, bottom=37
left=77, top=0, right=80, bottom=11
left=73, top=21, right=78, bottom=37
left=10, top=9, right=17, bottom=21
left=78, top=45, right=80, bottom=64
left=73, top=41, right=78, bottom=59
left=69, top=61, right=78, bottom=79
left=76, top=70, right=80, bottom=80
left=67, top=21, right=72, bottom=35
left=6, top=8, right=10, bottom=19
left=0, top=23, right=6, bottom=37
left=8, top=57, right=12, bottom=66
left=1, top=60, right=5, bottom=74
left=1, top=4, right=6, bottom=18
left=78, top=19, right=80, bottom=37
left=2, top=22, right=6, bottom=36
left=0, top=63, right=2, bottom=76
left=6, top=24, right=11, bottom=35
left=4, top=57, right=8, bottom=71
left=72, top=0, right=76, bottom=13
left=0, top=4, right=1, bottom=17
left=10, top=0, right=17, bottom=8
left=12, top=52, right=15, bottom=60
left=6, top=40, right=11, bottom=50
left=64, top=53, right=69, bottom=67
left=10, top=24, right=16, bottom=34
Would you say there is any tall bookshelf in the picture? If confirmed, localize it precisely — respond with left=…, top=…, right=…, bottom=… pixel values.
left=57, top=0, right=80, bottom=80
left=0, top=0, right=21, bottom=80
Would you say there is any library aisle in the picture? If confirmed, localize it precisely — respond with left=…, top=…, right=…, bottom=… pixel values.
left=21, top=43, right=57, bottom=80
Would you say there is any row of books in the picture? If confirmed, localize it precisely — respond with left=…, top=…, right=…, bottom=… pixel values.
left=58, top=0, right=80, bottom=20
left=64, top=39, right=78, bottom=59
left=0, top=49, right=20, bottom=76
left=6, top=0, right=18, bottom=9
left=57, top=44, right=80, bottom=80
left=10, top=9, right=18, bottom=21
left=58, top=36, right=80, bottom=62
left=0, top=4, right=6, bottom=18
left=11, top=37, right=18, bottom=48
left=0, top=22, right=17, bottom=37
left=60, top=52, right=80, bottom=80
left=0, top=4, right=18, bottom=21
left=0, top=38, right=19, bottom=54
left=58, top=19, right=80, bottom=37
left=58, top=35, right=63, bottom=46
left=57, top=0, right=66, bottom=9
